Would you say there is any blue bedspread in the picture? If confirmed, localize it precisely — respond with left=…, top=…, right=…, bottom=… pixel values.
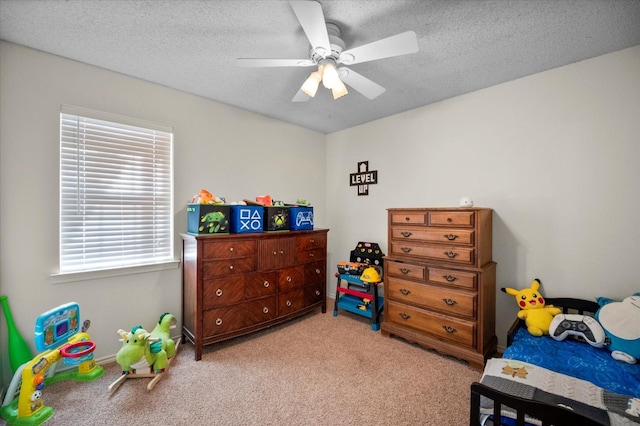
left=503, top=327, right=640, bottom=398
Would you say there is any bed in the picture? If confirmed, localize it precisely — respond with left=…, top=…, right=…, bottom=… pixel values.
left=470, top=297, right=640, bottom=426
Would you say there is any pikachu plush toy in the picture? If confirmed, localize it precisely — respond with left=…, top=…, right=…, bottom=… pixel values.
left=502, top=279, right=562, bottom=336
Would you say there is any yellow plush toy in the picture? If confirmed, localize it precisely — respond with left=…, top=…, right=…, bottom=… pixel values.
left=502, top=279, right=561, bottom=337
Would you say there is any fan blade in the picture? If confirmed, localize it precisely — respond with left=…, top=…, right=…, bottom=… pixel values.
left=338, top=31, right=419, bottom=65
left=292, top=89, right=311, bottom=102
left=236, top=58, right=315, bottom=68
left=338, top=67, right=386, bottom=100
left=289, top=0, right=331, bottom=57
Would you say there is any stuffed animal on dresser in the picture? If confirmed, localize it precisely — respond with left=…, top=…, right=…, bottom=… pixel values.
left=502, top=278, right=562, bottom=336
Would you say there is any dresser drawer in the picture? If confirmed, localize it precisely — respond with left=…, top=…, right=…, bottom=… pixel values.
left=428, top=211, right=475, bottom=227
left=203, top=240, right=256, bottom=259
left=244, top=272, right=277, bottom=299
left=278, top=288, right=307, bottom=316
left=427, top=267, right=477, bottom=290
left=296, top=233, right=327, bottom=251
left=278, top=265, right=305, bottom=292
left=391, top=226, right=474, bottom=246
left=390, top=211, right=426, bottom=225
left=305, top=281, right=324, bottom=305
left=304, top=260, right=325, bottom=284
left=386, top=260, right=426, bottom=281
left=203, top=276, right=244, bottom=309
left=386, top=301, right=475, bottom=347
left=390, top=242, right=475, bottom=265
left=387, top=277, right=476, bottom=318
left=202, top=257, right=257, bottom=278
left=203, top=296, right=277, bottom=337
left=296, top=247, right=325, bottom=264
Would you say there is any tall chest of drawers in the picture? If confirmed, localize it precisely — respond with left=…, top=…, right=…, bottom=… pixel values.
left=381, top=208, right=496, bottom=370
left=182, top=229, right=329, bottom=360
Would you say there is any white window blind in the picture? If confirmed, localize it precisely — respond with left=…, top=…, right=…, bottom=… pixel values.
left=59, top=106, right=174, bottom=273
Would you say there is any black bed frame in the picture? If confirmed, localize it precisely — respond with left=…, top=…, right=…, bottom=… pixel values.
left=469, top=297, right=605, bottom=426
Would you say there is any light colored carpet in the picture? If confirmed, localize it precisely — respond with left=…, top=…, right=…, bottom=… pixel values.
left=28, top=309, right=481, bottom=425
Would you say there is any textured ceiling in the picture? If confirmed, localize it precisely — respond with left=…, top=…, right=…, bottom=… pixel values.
left=1, top=0, right=640, bottom=134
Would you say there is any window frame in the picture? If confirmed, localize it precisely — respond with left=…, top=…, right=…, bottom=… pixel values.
left=53, top=105, right=178, bottom=282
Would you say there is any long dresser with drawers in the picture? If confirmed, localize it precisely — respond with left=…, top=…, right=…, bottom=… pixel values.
left=182, top=229, right=328, bottom=360
left=381, top=208, right=496, bottom=370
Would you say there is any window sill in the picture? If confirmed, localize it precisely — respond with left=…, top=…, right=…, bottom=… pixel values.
left=50, top=260, right=181, bottom=284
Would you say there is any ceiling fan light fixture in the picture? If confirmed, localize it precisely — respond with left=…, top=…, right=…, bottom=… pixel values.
left=321, top=62, right=340, bottom=89
left=301, top=69, right=322, bottom=97
left=331, top=79, right=348, bottom=100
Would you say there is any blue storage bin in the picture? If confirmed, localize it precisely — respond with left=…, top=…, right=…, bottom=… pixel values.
left=230, top=205, right=263, bottom=233
left=289, top=206, right=313, bottom=230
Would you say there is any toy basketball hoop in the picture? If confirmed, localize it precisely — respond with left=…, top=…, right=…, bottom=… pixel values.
left=60, top=340, right=96, bottom=366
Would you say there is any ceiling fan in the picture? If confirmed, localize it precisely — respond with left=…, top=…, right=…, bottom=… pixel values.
left=235, top=0, right=419, bottom=102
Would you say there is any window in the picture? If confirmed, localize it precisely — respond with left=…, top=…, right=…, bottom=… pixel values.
left=58, top=106, right=174, bottom=275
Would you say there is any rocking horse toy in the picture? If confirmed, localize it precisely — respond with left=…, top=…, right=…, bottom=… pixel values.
left=108, top=312, right=180, bottom=393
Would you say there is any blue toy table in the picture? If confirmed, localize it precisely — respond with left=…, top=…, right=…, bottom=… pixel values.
left=333, top=273, right=384, bottom=331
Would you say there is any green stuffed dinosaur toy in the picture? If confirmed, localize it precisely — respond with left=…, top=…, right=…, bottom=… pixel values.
left=115, top=312, right=177, bottom=374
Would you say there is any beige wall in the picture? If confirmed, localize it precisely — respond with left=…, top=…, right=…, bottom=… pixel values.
left=0, top=41, right=326, bottom=386
left=326, top=45, right=640, bottom=347
left=1, top=40, right=638, bottom=388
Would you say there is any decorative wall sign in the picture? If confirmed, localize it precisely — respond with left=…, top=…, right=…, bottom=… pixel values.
left=349, top=161, right=378, bottom=196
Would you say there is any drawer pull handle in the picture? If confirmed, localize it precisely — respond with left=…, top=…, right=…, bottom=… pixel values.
left=444, top=275, right=458, bottom=282
left=442, top=298, right=457, bottom=306
left=315, top=290, right=321, bottom=296
left=399, top=268, right=411, bottom=274
left=404, top=217, right=410, bottom=221
left=399, top=313, right=411, bottom=320
left=444, top=251, right=458, bottom=258
left=442, top=325, right=457, bottom=334
left=263, top=307, right=269, bottom=314
left=263, top=281, right=270, bottom=288
left=400, top=288, right=411, bottom=296
left=215, top=318, right=223, bottom=326
left=401, top=231, right=412, bottom=237
left=309, top=253, right=315, bottom=257
left=215, top=289, right=223, bottom=297
left=445, top=234, right=458, bottom=241
left=229, top=265, right=234, bottom=270
left=273, top=251, right=277, bottom=256
left=310, top=239, right=315, bottom=243
left=401, top=247, right=412, bottom=253
left=315, top=269, right=321, bottom=274
left=229, top=247, right=234, bottom=252
left=286, top=276, right=292, bottom=282
left=447, top=218, right=452, bottom=223
left=286, top=300, right=292, bottom=307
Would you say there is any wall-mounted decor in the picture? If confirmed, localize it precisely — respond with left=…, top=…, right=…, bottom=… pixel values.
left=349, top=161, right=378, bottom=196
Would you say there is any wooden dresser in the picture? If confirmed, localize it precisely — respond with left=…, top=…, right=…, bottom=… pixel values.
left=381, top=208, right=496, bottom=370
left=181, top=229, right=329, bottom=360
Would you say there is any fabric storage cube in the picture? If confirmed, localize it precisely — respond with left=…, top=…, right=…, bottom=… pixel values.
left=289, top=206, right=314, bottom=230
left=263, top=206, right=289, bottom=232
left=187, top=204, right=230, bottom=235
left=230, top=205, right=263, bottom=233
